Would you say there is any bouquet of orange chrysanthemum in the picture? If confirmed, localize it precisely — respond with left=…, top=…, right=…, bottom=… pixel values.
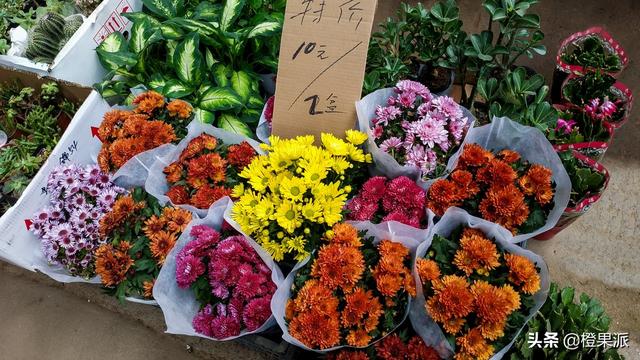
left=411, top=209, right=548, bottom=360
left=95, top=187, right=192, bottom=301
left=426, top=143, right=556, bottom=235
left=97, top=91, right=193, bottom=173
left=274, top=222, right=419, bottom=351
left=163, top=133, right=257, bottom=210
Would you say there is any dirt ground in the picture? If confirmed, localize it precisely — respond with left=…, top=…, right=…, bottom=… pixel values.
left=0, top=1, right=638, bottom=359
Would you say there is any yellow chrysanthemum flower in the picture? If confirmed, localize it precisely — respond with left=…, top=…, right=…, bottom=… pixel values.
left=231, top=183, right=245, bottom=198
left=301, top=200, right=323, bottom=222
left=254, top=198, right=275, bottom=221
left=321, top=133, right=349, bottom=156
left=345, top=129, right=368, bottom=146
left=348, top=145, right=367, bottom=163
left=280, top=176, right=308, bottom=202
left=261, top=238, right=285, bottom=262
left=283, top=236, right=306, bottom=255
left=275, top=200, right=301, bottom=233
left=331, top=157, right=352, bottom=174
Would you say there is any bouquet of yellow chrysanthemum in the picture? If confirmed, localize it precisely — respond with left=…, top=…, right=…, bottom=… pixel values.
left=231, top=130, right=371, bottom=263
left=410, top=208, right=549, bottom=360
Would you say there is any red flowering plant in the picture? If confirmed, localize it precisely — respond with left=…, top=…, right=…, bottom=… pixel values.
left=346, top=176, right=427, bottom=229
left=275, top=222, right=418, bottom=351
left=327, top=325, right=441, bottom=360
left=163, top=133, right=257, bottom=210
left=426, top=144, right=556, bottom=235
left=97, top=91, right=194, bottom=173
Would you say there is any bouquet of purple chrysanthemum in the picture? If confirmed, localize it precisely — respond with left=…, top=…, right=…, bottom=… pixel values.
left=364, top=80, right=472, bottom=182
left=175, top=224, right=276, bottom=339
left=30, top=164, right=125, bottom=279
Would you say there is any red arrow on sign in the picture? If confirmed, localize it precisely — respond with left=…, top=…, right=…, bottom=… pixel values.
left=24, top=219, right=33, bottom=230
left=91, top=127, right=102, bottom=141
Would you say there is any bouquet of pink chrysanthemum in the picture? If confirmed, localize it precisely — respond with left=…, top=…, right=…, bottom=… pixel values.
left=346, top=176, right=427, bottom=229
left=175, top=224, right=276, bottom=339
left=366, top=80, right=471, bottom=181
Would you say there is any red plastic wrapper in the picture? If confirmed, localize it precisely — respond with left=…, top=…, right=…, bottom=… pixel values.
left=535, top=150, right=610, bottom=241
left=556, top=26, right=629, bottom=76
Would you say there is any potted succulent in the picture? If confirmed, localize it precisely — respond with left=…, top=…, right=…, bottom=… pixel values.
left=364, top=0, right=464, bottom=95
left=0, top=81, right=78, bottom=213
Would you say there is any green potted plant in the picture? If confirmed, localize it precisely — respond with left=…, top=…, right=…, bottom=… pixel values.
left=506, top=283, right=625, bottom=359
left=364, top=0, right=464, bottom=95
left=0, top=81, right=78, bottom=213
left=95, top=0, right=285, bottom=136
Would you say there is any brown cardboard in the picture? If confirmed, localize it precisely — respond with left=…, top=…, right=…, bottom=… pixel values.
left=272, top=0, right=378, bottom=140
left=0, top=66, right=92, bottom=104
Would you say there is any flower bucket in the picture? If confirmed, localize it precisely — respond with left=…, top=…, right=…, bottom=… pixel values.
left=556, top=26, right=629, bottom=76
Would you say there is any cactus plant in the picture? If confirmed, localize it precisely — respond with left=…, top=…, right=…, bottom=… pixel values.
left=75, top=0, right=102, bottom=17
left=37, top=12, right=65, bottom=41
left=25, top=12, right=84, bottom=64
left=63, top=16, right=83, bottom=39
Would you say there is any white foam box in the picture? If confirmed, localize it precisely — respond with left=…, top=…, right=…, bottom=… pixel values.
left=0, top=0, right=142, bottom=87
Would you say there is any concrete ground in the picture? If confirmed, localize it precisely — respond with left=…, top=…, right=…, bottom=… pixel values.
left=1, top=1, right=638, bottom=359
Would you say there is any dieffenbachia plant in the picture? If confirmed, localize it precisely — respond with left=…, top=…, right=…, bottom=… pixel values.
left=95, top=0, right=285, bottom=137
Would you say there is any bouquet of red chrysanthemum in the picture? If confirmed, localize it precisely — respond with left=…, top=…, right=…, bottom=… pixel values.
left=273, top=222, right=420, bottom=352
left=146, top=122, right=261, bottom=217
left=346, top=176, right=427, bottom=229
left=410, top=208, right=549, bottom=360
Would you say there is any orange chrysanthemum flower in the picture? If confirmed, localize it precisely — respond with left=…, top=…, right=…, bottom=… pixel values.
left=442, top=317, right=466, bottom=335
left=97, top=147, right=111, bottom=173
left=375, top=273, right=403, bottom=298
left=471, top=280, right=520, bottom=325
left=143, top=120, right=177, bottom=147
left=479, top=184, right=529, bottom=231
left=456, top=328, right=494, bottom=360
left=143, top=279, right=155, bottom=299
left=164, top=208, right=192, bottom=233
left=186, top=176, right=208, bottom=190
left=341, top=288, right=382, bottom=330
left=378, top=240, right=409, bottom=263
left=458, top=144, right=494, bottom=169
left=121, top=114, right=148, bottom=137
left=426, top=275, right=474, bottom=323
left=476, top=159, right=517, bottom=187
left=504, top=253, right=541, bottom=294
left=292, top=279, right=339, bottom=315
left=143, top=215, right=166, bottom=240
left=346, top=328, right=372, bottom=347
left=289, top=309, right=341, bottom=349
left=331, top=223, right=361, bottom=247
left=479, top=318, right=506, bottom=340
left=311, top=243, right=365, bottom=291
left=95, top=242, right=134, bottom=287
left=453, top=230, right=500, bottom=276
left=535, top=185, right=554, bottom=206
left=427, top=179, right=463, bottom=216
left=108, top=138, right=144, bottom=168
left=98, top=109, right=131, bottom=141
left=417, top=259, right=441, bottom=283
left=450, top=170, right=480, bottom=199
left=164, top=162, right=184, bottom=183
left=527, top=164, right=553, bottom=188
left=166, top=99, right=193, bottom=119
left=149, top=231, right=177, bottom=265
left=133, top=91, right=165, bottom=115
left=167, top=185, right=190, bottom=205
left=497, top=149, right=521, bottom=163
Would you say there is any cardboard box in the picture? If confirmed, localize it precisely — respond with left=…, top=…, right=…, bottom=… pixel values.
left=0, top=0, right=142, bottom=87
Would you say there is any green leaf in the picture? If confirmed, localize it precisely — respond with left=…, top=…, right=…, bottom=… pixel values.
left=141, top=0, right=177, bottom=20
left=212, top=64, right=231, bottom=87
left=96, top=50, right=138, bottom=72
left=165, top=18, right=219, bottom=37
left=97, top=32, right=127, bottom=53
left=247, top=21, right=281, bottom=38
left=218, top=113, right=253, bottom=138
left=173, top=33, right=204, bottom=86
left=204, top=48, right=217, bottom=69
left=129, top=19, right=162, bottom=53
left=230, top=70, right=252, bottom=102
left=221, top=0, right=246, bottom=31
left=163, top=79, right=194, bottom=98
left=193, top=1, right=220, bottom=21
left=193, top=108, right=215, bottom=124
left=122, top=12, right=161, bottom=26
left=159, top=23, right=185, bottom=40
left=148, top=73, right=167, bottom=92
left=199, top=87, right=243, bottom=112
left=561, top=287, right=575, bottom=306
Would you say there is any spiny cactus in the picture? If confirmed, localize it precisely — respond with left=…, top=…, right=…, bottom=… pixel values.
left=25, top=13, right=85, bottom=64
left=75, top=0, right=102, bottom=16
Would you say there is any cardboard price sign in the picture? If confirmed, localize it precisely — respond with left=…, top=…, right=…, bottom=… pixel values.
left=272, top=0, right=378, bottom=139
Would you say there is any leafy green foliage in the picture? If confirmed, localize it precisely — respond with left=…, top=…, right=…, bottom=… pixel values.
left=0, top=81, right=77, bottom=213
left=365, top=0, right=464, bottom=94
left=94, top=0, right=285, bottom=135
left=561, top=36, right=623, bottom=73
left=558, top=151, right=606, bottom=207
left=506, top=283, right=625, bottom=360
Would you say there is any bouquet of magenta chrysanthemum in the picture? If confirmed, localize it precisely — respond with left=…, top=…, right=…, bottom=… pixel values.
left=30, top=164, right=125, bottom=279
left=174, top=224, right=277, bottom=339
left=346, top=176, right=427, bottom=229
left=357, top=80, right=472, bottom=184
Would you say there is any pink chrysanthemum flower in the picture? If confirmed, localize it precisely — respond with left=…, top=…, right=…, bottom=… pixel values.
left=211, top=316, right=241, bottom=339
left=380, top=137, right=403, bottom=153
left=243, top=296, right=273, bottom=332
left=176, top=254, right=205, bottom=288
